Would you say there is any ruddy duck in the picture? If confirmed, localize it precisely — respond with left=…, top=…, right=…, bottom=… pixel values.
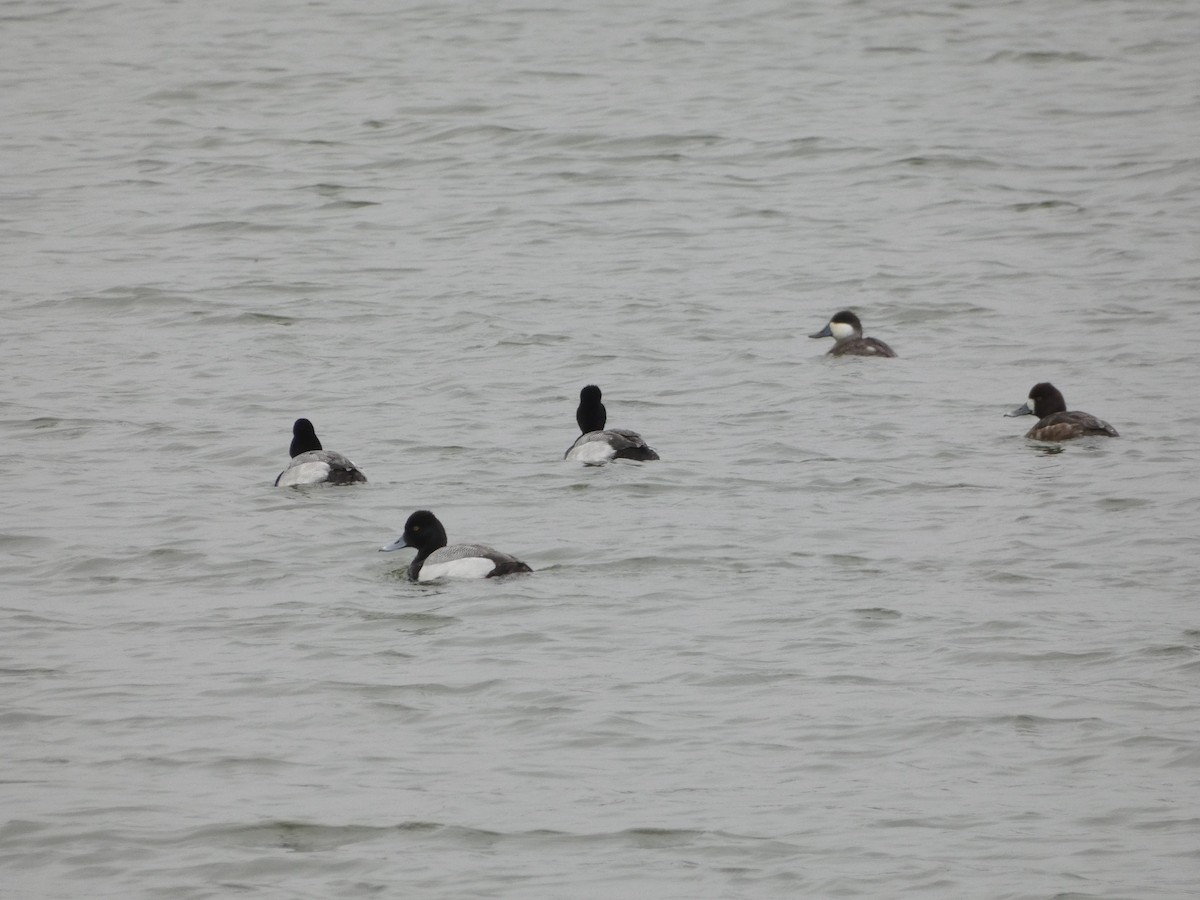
left=809, top=310, right=897, bottom=358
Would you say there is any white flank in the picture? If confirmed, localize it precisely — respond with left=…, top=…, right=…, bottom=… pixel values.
left=565, top=438, right=616, bottom=464
left=419, top=557, right=498, bottom=582
left=276, top=460, right=332, bottom=486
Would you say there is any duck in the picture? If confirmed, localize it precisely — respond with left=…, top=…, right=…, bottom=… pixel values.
left=564, top=384, right=660, bottom=464
left=1005, top=382, right=1119, bottom=441
left=809, top=310, right=897, bottom=357
left=274, top=418, right=367, bottom=486
left=379, top=510, right=532, bottom=582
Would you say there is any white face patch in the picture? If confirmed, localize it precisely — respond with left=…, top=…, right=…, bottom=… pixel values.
left=829, top=320, right=855, bottom=341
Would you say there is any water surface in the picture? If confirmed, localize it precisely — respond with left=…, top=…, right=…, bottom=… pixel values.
left=3, top=0, right=1199, bottom=897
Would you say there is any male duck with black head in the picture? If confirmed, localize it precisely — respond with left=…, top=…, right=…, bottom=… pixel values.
left=564, top=384, right=660, bottom=464
left=809, top=310, right=897, bottom=358
left=1006, top=382, right=1119, bottom=441
left=275, top=418, right=367, bottom=486
left=380, top=510, right=532, bottom=582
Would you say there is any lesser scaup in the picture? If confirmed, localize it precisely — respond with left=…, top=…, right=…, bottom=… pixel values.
left=274, top=418, right=367, bottom=486
left=1005, top=382, right=1119, bottom=441
left=379, top=509, right=532, bottom=582
left=809, top=310, right=897, bottom=357
left=564, top=384, right=660, bottom=464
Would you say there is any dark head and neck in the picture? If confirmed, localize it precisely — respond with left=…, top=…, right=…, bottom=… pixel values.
left=401, top=510, right=448, bottom=581
left=1007, top=382, right=1070, bottom=420
left=1028, top=382, right=1067, bottom=418
left=401, top=510, right=449, bottom=563
left=289, top=418, right=323, bottom=457
left=576, top=385, right=607, bottom=434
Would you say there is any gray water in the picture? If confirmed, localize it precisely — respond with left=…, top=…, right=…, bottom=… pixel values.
left=3, top=0, right=1199, bottom=897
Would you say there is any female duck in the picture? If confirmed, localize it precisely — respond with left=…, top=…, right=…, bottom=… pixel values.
left=564, top=384, right=660, bottom=464
left=809, top=310, right=897, bottom=357
left=380, top=510, right=532, bottom=582
left=275, top=418, right=367, bottom=486
left=1006, top=382, right=1119, bottom=441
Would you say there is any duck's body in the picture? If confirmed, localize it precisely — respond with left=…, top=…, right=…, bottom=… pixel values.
left=809, top=310, right=897, bottom=358
left=380, top=510, right=532, bottom=583
left=564, top=385, right=659, bottom=464
left=276, top=449, right=367, bottom=486
left=565, top=428, right=659, bottom=464
left=275, top=418, right=367, bottom=486
left=1006, top=383, right=1118, bottom=441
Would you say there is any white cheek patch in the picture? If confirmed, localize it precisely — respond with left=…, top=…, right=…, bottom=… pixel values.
left=419, top=557, right=497, bottom=581
left=829, top=321, right=855, bottom=341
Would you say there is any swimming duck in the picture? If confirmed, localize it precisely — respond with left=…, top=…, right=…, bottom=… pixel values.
left=564, top=384, right=660, bottom=464
left=1005, top=382, right=1119, bottom=441
left=274, top=418, right=367, bottom=486
left=379, top=510, right=532, bottom=582
left=809, top=310, right=897, bottom=357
